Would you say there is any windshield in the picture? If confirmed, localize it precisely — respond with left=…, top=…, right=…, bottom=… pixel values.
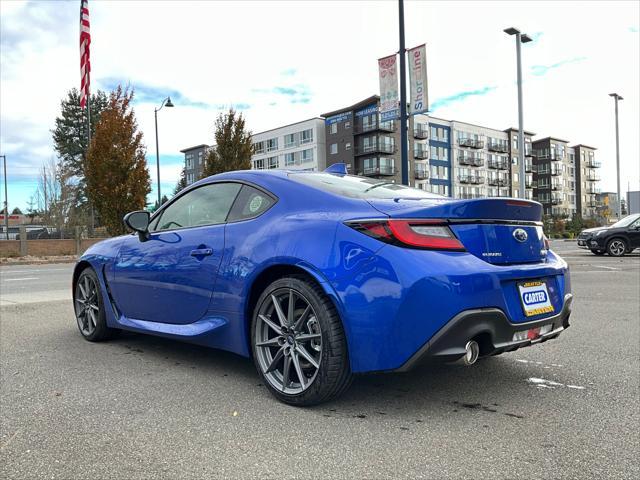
left=289, top=173, right=443, bottom=200
left=610, top=213, right=640, bottom=228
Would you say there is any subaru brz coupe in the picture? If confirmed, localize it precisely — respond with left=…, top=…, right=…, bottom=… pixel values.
left=72, top=165, right=573, bottom=405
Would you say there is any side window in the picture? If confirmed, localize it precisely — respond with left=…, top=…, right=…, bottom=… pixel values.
left=227, top=185, right=276, bottom=222
left=151, top=183, right=241, bottom=231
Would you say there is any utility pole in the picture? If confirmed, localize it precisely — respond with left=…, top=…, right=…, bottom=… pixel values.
left=504, top=28, right=532, bottom=198
left=398, top=0, right=409, bottom=186
left=1, top=155, right=7, bottom=240
left=609, top=93, right=623, bottom=220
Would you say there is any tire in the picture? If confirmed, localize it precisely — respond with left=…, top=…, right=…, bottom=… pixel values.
left=251, top=275, right=352, bottom=406
left=74, top=267, right=119, bottom=342
left=590, top=249, right=606, bottom=256
left=607, top=238, right=627, bottom=257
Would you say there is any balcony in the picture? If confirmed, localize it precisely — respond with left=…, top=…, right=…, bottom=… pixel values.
left=459, top=193, right=485, bottom=199
left=551, top=183, right=562, bottom=191
left=354, top=121, right=396, bottom=134
left=355, top=141, right=396, bottom=156
left=525, top=180, right=536, bottom=188
left=550, top=167, right=562, bottom=176
left=585, top=159, right=601, bottom=168
left=459, top=175, right=484, bottom=185
left=414, top=170, right=429, bottom=180
left=488, top=159, right=509, bottom=170
left=414, top=148, right=429, bottom=159
left=488, top=178, right=508, bottom=187
left=458, top=155, right=485, bottom=167
left=487, top=142, right=509, bottom=153
left=354, top=123, right=377, bottom=134
left=525, top=163, right=534, bottom=173
left=458, top=138, right=485, bottom=149
left=362, top=165, right=396, bottom=177
left=413, top=127, right=428, bottom=139
left=586, top=174, right=600, bottom=182
left=586, top=185, right=600, bottom=194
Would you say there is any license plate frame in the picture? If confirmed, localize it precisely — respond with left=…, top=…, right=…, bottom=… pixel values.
left=517, top=279, right=555, bottom=317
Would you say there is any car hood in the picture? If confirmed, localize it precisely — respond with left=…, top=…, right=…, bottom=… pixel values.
left=580, top=227, right=606, bottom=235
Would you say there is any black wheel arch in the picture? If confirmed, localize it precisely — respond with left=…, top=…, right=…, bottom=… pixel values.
left=245, top=264, right=345, bottom=357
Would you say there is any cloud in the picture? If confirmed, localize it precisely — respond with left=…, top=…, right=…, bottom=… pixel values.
left=96, top=78, right=214, bottom=109
left=281, top=68, right=297, bottom=76
left=530, top=57, right=587, bottom=76
left=430, top=86, right=497, bottom=111
left=252, top=84, right=312, bottom=104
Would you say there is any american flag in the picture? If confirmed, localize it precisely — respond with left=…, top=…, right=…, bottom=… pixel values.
left=79, top=0, right=91, bottom=109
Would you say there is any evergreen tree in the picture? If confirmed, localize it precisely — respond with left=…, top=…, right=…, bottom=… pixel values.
left=201, top=109, right=252, bottom=178
left=11, top=207, right=23, bottom=214
left=51, top=88, right=108, bottom=219
left=174, top=167, right=188, bottom=195
left=85, top=86, right=151, bottom=236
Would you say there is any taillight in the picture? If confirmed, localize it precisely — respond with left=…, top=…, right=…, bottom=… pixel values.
left=347, top=219, right=465, bottom=251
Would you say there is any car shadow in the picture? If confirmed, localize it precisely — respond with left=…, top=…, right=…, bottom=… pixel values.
left=92, top=329, right=533, bottom=420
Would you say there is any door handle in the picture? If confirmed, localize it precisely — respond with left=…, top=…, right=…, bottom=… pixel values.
left=190, top=248, right=213, bottom=257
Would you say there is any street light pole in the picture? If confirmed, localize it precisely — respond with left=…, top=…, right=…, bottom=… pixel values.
left=609, top=93, right=623, bottom=220
left=398, top=0, right=409, bottom=186
left=154, top=96, right=174, bottom=206
left=505, top=27, right=532, bottom=199
left=1, top=155, right=7, bottom=240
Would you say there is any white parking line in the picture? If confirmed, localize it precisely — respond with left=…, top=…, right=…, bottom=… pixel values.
left=1, top=277, right=39, bottom=282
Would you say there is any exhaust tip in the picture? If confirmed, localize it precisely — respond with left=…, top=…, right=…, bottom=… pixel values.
left=462, top=340, right=480, bottom=366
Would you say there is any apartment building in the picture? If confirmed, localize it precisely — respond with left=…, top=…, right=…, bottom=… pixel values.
left=251, top=118, right=326, bottom=172
left=504, top=127, right=535, bottom=199
left=573, top=145, right=601, bottom=218
left=181, top=97, right=601, bottom=219
left=180, top=144, right=211, bottom=185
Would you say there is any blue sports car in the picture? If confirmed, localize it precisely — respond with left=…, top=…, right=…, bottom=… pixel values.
left=73, top=165, right=572, bottom=405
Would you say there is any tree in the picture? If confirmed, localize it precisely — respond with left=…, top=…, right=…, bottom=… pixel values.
left=35, top=157, right=76, bottom=232
left=174, top=167, right=187, bottom=195
left=11, top=207, right=23, bottom=215
left=85, top=86, right=151, bottom=236
left=51, top=88, right=108, bottom=221
left=201, top=109, right=252, bottom=178
left=26, top=196, right=39, bottom=224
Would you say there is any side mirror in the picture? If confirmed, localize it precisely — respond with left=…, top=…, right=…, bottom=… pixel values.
left=123, top=211, right=150, bottom=241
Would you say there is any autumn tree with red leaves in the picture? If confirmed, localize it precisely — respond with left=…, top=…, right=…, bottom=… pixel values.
left=86, top=86, right=151, bottom=235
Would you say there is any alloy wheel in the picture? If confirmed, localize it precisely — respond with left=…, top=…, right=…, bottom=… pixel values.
left=609, top=240, right=626, bottom=256
left=255, top=288, right=322, bottom=394
left=75, top=274, right=99, bottom=336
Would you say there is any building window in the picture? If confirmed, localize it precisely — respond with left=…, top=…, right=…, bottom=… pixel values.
left=284, top=133, right=296, bottom=148
left=344, top=121, right=351, bottom=129
left=301, top=129, right=313, bottom=144
left=253, top=141, right=264, bottom=154
left=266, top=138, right=278, bottom=152
left=329, top=123, right=337, bottom=134
left=268, top=157, right=278, bottom=169
left=301, top=149, right=314, bottom=163
left=186, top=154, right=194, bottom=169
left=284, top=153, right=295, bottom=166
left=330, top=143, right=338, bottom=155
left=253, top=158, right=264, bottom=170
left=345, top=142, right=351, bottom=150
left=430, top=146, right=448, bottom=161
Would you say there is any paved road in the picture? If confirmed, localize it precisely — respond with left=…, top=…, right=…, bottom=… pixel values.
left=0, top=263, right=73, bottom=306
left=1, top=243, right=639, bottom=479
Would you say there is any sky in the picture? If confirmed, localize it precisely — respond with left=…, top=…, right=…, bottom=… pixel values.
left=1, top=0, right=639, bottom=212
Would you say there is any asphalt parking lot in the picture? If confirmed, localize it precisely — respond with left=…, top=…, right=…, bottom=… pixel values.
left=1, top=241, right=639, bottom=479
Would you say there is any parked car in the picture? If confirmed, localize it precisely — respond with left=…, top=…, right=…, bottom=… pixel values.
left=577, top=213, right=640, bottom=256
left=72, top=166, right=572, bottom=405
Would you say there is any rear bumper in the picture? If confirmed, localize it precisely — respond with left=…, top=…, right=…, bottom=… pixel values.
left=395, top=293, right=573, bottom=372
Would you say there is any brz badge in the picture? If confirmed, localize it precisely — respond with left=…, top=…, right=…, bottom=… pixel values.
left=513, top=228, right=528, bottom=243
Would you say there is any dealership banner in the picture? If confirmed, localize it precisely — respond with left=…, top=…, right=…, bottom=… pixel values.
left=408, top=44, right=428, bottom=115
left=378, top=54, right=399, bottom=121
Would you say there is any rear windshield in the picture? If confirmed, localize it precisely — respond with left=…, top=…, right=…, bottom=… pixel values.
left=289, top=173, right=442, bottom=200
